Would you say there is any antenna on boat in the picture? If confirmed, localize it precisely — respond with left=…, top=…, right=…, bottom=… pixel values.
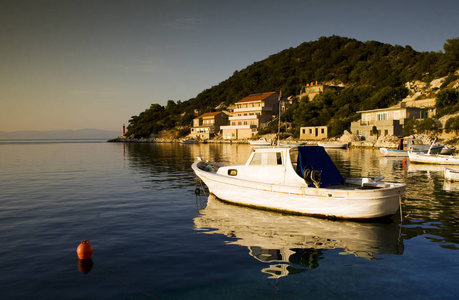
left=277, top=91, right=282, bottom=146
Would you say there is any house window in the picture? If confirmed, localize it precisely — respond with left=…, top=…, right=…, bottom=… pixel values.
left=302, top=129, right=306, bottom=134
left=421, top=109, right=428, bottom=119
left=309, top=129, right=313, bottom=134
left=321, top=128, right=325, bottom=134
left=238, top=122, right=242, bottom=125
left=377, top=113, right=387, bottom=121
left=243, top=121, right=247, bottom=125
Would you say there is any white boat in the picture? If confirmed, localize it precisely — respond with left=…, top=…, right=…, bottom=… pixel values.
left=380, top=137, right=443, bottom=157
left=408, top=152, right=459, bottom=165
left=444, top=168, right=459, bottom=181
left=192, top=146, right=406, bottom=220
left=440, top=145, right=456, bottom=155
left=180, top=138, right=198, bottom=144
left=248, top=138, right=271, bottom=146
left=317, top=141, right=348, bottom=149
left=194, top=195, right=403, bottom=278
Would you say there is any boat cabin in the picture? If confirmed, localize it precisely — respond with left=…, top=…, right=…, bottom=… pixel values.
left=397, top=138, right=425, bottom=150
left=216, top=146, right=344, bottom=188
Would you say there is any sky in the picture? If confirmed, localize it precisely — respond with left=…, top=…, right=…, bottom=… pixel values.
left=1, top=0, right=458, bottom=132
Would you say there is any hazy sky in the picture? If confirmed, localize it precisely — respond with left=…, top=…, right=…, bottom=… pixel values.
left=1, top=0, right=458, bottom=132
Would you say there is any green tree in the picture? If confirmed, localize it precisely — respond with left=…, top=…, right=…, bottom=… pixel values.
left=403, top=119, right=418, bottom=136
left=443, top=37, right=459, bottom=72
left=445, top=116, right=459, bottom=134
left=417, top=118, right=438, bottom=135
left=436, top=89, right=459, bottom=109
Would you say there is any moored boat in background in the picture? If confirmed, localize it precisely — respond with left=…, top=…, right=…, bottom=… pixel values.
left=317, top=141, right=348, bottom=149
left=248, top=138, right=271, bottom=146
left=408, top=152, right=459, bottom=165
left=380, top=137, right=443, bottom=157
left=440, top=145, right=456, bottom=155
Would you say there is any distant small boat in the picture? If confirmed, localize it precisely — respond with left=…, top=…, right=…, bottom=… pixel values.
left=408, top=152, right=459, bottom=165
left=380, top=138, right=443, bottom=157
left=180, top=139, right=198, bottom=144
left=249, top=138, right=271, bottom=146
left=445, top=168, right=459, bottom=181
left=317, top=141, right=348, bottom=149
left=440, top=145, right=456, bottom=155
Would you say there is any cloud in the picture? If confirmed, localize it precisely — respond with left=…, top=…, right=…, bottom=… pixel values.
left=161, top=18, right=203, bottom=31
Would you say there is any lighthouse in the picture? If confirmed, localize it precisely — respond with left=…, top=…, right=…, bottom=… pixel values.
left=122, top=124, right=125, bottom=135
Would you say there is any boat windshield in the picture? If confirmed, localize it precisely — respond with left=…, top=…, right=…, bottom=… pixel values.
left=249, top=151, right=283, bottom=166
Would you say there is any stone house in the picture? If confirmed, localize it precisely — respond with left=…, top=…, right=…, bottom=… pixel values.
left=350, top=103, right=434, bottom=141
left=221, top=92, right=280, bottom=140
left=299, top=126, right=328, bottom=140
left=190, top=111, right=228, bottom=140
left=298, top=82, right=344, bottom=100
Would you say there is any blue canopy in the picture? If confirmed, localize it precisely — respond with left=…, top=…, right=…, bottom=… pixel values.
left=296, top=146, right=344, bottom=188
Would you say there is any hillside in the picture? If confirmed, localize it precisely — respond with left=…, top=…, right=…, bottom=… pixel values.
left=125, top=36, right=459, bottom=139
left=0, top=129, right=121, bottom=140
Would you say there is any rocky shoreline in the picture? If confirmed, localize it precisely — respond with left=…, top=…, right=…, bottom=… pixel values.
left=108, top=131, right=459, bottom=151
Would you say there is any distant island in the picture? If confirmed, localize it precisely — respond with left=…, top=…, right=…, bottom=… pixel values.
left=0, top=129, right=121, bottom=140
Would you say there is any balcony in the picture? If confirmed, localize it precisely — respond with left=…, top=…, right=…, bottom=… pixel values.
left=357, top=119, right=400, bottom=126
left=229, top=115, right=259, bottom=121
left=233, top=106, right=270, bottom=113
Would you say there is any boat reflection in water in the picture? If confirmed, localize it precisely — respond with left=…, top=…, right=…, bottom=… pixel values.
left=194, top=195, right=404, bottom=278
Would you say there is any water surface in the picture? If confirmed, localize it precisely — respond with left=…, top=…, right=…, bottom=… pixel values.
left=0, top=141, right=457, bottom=299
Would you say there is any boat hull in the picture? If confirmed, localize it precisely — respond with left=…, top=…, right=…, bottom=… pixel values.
left=192, top=162, right=404, bottom=220
left=380, top=146, right=443, bottom=157
left=408, top=152, right=459, bottom=165
left=317, top=142, right=348, bottom=149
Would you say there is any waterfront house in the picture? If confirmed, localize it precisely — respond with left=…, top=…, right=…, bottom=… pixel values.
left=221, top=92, right=279, bottom=140
left=350, top=102, right=435, bottom=141
left=190, top=111, right=228, bottom=140
left=299, top=126, right=328, bottom=140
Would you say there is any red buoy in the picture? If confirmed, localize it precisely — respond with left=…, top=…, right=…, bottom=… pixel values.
left=402, top=157, right=407, bottom=166
left=76, top=240, right=93, bottom=260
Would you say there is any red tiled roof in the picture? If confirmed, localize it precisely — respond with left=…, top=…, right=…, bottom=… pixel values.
left=236, top=92, right=277, bottom=103
left=194, top=111, right=222, bottom=119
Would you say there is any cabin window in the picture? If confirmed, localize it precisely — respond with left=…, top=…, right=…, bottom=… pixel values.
left=267, top=152, right=282, bottom=165
left=250, top=153, right=262, bottom=165
left=249, top=152, right=282, bottom=166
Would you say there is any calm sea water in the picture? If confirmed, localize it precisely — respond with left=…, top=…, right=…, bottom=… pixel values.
left=0, top=140, right=458, bottom=299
